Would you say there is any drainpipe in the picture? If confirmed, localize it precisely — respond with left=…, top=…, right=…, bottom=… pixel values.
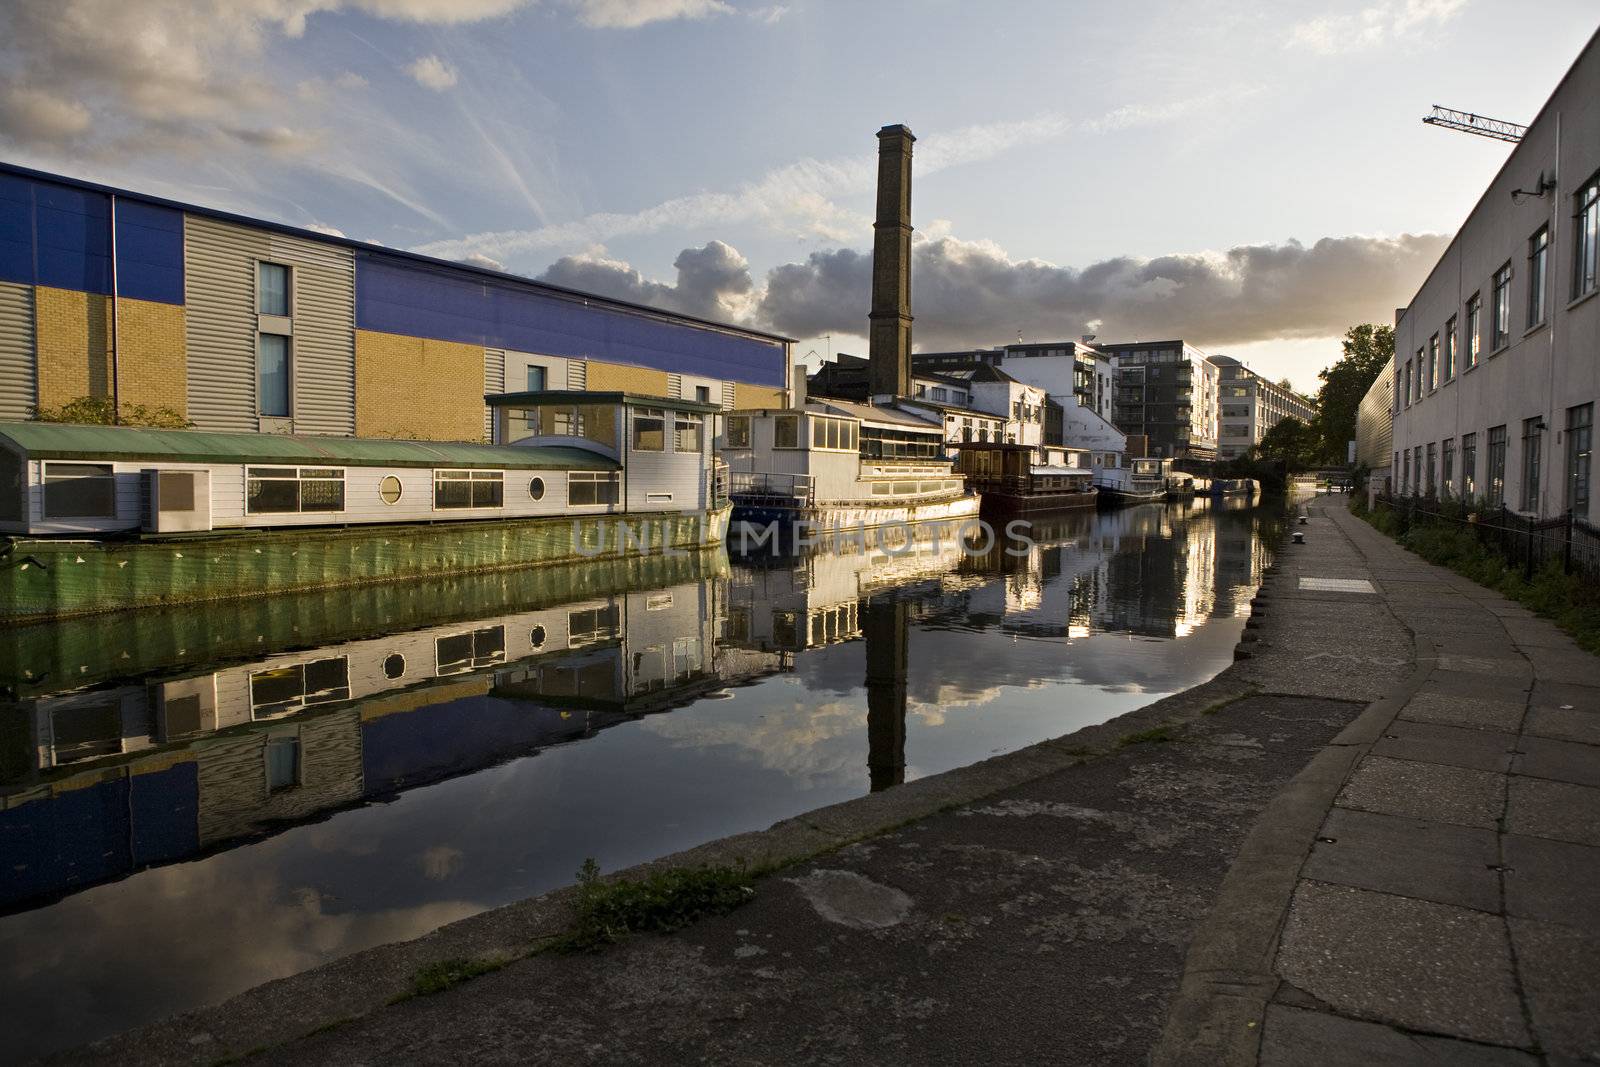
left=108, top=194, right=121, bottom=425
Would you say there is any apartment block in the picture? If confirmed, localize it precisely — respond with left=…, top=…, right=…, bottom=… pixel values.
left=1208, top=354, right=1316, bottom=460
left=1096, top=340, right=1220, bottom=460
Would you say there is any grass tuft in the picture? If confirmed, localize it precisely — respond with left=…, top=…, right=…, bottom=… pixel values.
left=556, top=858, right=756, bottom=954
left=1117, top=724, right=1179, bottom=747
left=398, top=957, right=506, bottom=1001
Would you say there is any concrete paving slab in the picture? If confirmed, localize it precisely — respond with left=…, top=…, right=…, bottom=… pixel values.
left=1508, top=917, right=1600, bottom=1059
left=1275, top=881, right=1529, bottom=1047
left=1524, top=706, right=1600, bottom=745
left=1521, top=646, right=1600, bottom=686
left=1302, top=808, right=1500, bottom=912
left=1336, top=755, right=1506, bottom=829
left=1435, top=654, right=1532, bottom=678
left=1506, top=778, right=1600, bottom=846
left=1512, top=735, right=1600, bottom=787
left=1371, top=720, right=1518, bottom=773
left=1399, top=691, right=1524, bottom=733
left=1501, top=834, right=1600, bottom=927
left=1260, top=1004, right=1539, bottom=1066
left=1499, top=616, right=1576, bottom=648
left=1529, top=679, right=1600, bottom=714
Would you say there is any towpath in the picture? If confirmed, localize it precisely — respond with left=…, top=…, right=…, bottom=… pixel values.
left=72, top=496, right=1599, bottom=1065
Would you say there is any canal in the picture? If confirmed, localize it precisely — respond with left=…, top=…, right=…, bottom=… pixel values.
left=0, top=499, right=1280, bottom=1059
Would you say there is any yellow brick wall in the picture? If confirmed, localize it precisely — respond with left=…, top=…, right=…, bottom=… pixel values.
left=585, top=358, right=671, bottom=397
left=355, top=329, right=485, bottom=441
left=116, top=298, right=187, bottom=416
left=735, top=384, right=787, bottom=409
left=34, top=286, right=110, bottom=409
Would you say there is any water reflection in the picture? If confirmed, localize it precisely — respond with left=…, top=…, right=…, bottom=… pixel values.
left=0, top=500, right=1279, bottom=1059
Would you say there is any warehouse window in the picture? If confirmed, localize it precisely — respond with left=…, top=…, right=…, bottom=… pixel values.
left=1528, top=227, right=1549, bottom=328
left=1442, top=438, right=1455, bottom=495
left=1442, top=317, right=1456, bottom=381
left=433, top=470, right=503, bottom=509
left=258, top=334, right=291, bottom=417
left=258, top=262, right=290, bottom=316
left=1487, top=426, right=1507, bottom=505
left=1567, top=404, right=1592, bottom=516
left=1491, top=263, right=1512, bottom=350
left=43, top=462, right=116, bottom=519
left=1465, top=293, right=1482, bottom=368
left=568, top=471, right=620, bottom=506
left=632, top=408, right=665, bottom=452
left=1522, top=418, right=1543, bottom=512
left=246, top=467, right=345, bottom=514
left=1577, top=171, right=1599, bottom=300
left=1462, top=433, right=1477, bottom=497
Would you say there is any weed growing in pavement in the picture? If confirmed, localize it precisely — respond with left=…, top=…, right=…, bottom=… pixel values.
left=1117, top=725, right=1179, bottom=747
left=556, top=859, right=756, bottom=954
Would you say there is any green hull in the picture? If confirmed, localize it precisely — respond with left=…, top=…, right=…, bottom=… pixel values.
left=0, top=507, right=731, bottom=624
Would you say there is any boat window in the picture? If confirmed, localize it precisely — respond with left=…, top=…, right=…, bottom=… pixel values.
left=433, top=470, right=503, bottom=509
left=633, top=408, right=665, bottom=452
left=528, top=476, right=546, bottom=501
left=247, top=467, right=345, bottom=514
left=675, top=413, right=703, bottom=453
left=812, top=418, right=827, bottom=448
left=726, top=416, right=751, bottom=449
left=774, top=415, right=799, bottom=449
left=378, top=475, right=403, bottom=505
left=42, top=462, right=116, bottom=519
left=568, top=471, right=620, bottom=506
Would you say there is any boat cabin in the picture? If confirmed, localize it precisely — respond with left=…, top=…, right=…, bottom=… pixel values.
left=0, top=391, right=721, bottom=537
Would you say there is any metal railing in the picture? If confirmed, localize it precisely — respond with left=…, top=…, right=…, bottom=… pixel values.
left=1377, top=494, right=1600, bottom=580
left=728, top=471, right=816, bottom=505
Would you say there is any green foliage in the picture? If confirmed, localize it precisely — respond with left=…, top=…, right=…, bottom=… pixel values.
left=1117, top=724, right=1178, bottom=747
left=1313, top=323, right=1394, bottom=463
left=401, top=957, right=505, bottom=1000
left=558, top=858, right=756, bottom=953
left=1250, top=416, right=1321, bottom=472
left=33, top=395, right=192, bottom=429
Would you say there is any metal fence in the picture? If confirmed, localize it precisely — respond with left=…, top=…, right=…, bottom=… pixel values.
left=1378, top=494, right=1600, bottom=580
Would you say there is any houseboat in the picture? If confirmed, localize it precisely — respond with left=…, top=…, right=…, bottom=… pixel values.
left=1208, top=477, right=1259, bottom=498
left=1096, top=455, right=1168, bottom=506
left=952, top=442, right=1097, bottom=513
left=0, top=391, right=730, bottom=621
left=721, top=399, right=979, bottom=534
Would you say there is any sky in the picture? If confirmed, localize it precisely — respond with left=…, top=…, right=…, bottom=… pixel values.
left=1, top=0, right=1596, bottom=393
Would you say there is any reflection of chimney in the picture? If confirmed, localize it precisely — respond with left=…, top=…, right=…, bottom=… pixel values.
left=869, top=124, right=915, bottom=401
left=863, top=595, right=908, bottom=792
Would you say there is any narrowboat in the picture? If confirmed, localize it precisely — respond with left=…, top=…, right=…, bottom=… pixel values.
left=1208, top=477, right=1259, bottom=497
left=0, top=391, right=730, bottom=621
left=952, top=442, right=1097, bottom=513
left=1096, top=455, right=1168, bottom=506
left=721, top=399, right=979, bottom=533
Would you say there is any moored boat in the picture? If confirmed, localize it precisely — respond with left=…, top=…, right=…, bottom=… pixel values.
left=1096, top=455, right=1167, bottom=506
left=952, top=442, right=1097, bottom=513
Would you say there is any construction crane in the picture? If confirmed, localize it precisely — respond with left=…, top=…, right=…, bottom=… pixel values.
left=1422, top=105, right=1526, bottom=143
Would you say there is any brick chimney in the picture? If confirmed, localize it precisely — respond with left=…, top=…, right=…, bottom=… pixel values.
left=869, top=124, right=915, bottom=400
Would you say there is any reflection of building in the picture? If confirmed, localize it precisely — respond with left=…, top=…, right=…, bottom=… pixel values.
left=0, top=571, right=785, bottom=911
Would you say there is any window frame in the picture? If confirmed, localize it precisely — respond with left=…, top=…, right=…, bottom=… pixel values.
left=431, top=469, right=504, bottom=511
left=42, top=461, right=117, bottom=520
left=772, top=414, right=800, bottom=450
left=1521, top=417, right=1543, bottom=513
left=1575, top=170, right=1600, bottom=301
left=631, top=408, right=665, bottom=453
left=245, top=466, right=346, bottom=515
left=1442, top=316, right=1456, bottom=381
left=257, top=260, right=291, bottom=317
left=1567, top=404, right=1592, bottom=516
left=674, top=412, right=704, bottom=454
left=725, top=415, right=751, bottom=449
left=567, top=470, right=621, bottom=507
left=1465, top=292, right=1482, bottom=369
left=257, top=332, right=292, bottom=418
left=1527, top=226, right=1549, bottom=328
left=1491, top=263, right=1513, bottom=351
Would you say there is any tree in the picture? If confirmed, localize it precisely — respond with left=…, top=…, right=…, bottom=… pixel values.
left=1252, top=416, right=1320, bottom=471
left=1313, top=323, right=1393, bottom=463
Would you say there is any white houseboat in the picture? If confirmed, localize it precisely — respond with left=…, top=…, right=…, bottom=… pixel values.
left=721, top=397, right=979, bottom=534
left=0, top=391, right=730, bottom=620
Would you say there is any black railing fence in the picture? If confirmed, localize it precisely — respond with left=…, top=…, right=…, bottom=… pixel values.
left=1376, top=494, right=1600, bottom=581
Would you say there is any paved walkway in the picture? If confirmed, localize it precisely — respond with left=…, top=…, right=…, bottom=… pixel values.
left=1248, top=500, right=1600, bottom=1065
left=72, top=497, right=1600, bottom=1066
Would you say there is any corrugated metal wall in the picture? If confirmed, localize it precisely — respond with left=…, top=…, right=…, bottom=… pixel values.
left=484, top=347, right=505, bottom=441
left=0, top=281, right=35, bottom=420
left=185, top=216, right=355, bottom=435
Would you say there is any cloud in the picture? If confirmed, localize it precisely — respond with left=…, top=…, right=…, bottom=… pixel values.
left=568, top=0, right=732, bottom=29
left=457, top=251, right=506, bottom=270
left=538, top=240, right=756, bottom=321
left=756, top=231, right=1451, bottom=350
left=406, top=54, right=458, bottom=90
left=1288, top=0, right=1468, bottom=55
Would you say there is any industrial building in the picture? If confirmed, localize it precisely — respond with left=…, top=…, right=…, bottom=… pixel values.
left=1384, top=28, right=1599, bottom=518
left=0, top=163, right=791, bottom=443
left=1207, top=354, right=1316, bottom=460
left=1096, top=339, right=1221, bottom=461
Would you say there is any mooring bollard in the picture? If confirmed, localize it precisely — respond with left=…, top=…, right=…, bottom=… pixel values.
left=1292, top=531, right=1306, bottom=544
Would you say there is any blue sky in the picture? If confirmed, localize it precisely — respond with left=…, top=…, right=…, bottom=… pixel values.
left=2, top=0, right=1596, bottom=390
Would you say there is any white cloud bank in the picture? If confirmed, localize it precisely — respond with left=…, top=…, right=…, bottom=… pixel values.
left=1288, top=0, right=1468, bottom=55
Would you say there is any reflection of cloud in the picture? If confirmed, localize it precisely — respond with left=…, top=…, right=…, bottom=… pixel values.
left=420, top=845, right=465, bottom=881
left=641, top=685, right=867, bottom=786
left=0, top=861, right=481, bottom=1060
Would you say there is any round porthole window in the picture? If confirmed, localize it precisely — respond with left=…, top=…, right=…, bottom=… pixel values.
left=530, top=625, right=546, bottom=649
left=379, top=475, right=403, bottom=505
left=382, top=653, right=406, bottom=679
left=529, top=476, right=546, bottom=501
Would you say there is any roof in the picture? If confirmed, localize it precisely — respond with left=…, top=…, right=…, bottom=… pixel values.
left=897, top=397, right=1008, bottom=421
left=0, top=422, right=618, bottom=471
left=486, top=390, right=723, bottom=414
left=0, top=161, right=793, bottom=346
left=813, top=399, right=943, bottom=431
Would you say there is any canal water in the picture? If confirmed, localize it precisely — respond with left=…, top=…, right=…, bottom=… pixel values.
left=0, top=499, right=1279, bottom=1059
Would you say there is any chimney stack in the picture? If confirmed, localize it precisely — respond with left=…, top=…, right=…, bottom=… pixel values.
left=869, top=124, right=915, bottom=401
